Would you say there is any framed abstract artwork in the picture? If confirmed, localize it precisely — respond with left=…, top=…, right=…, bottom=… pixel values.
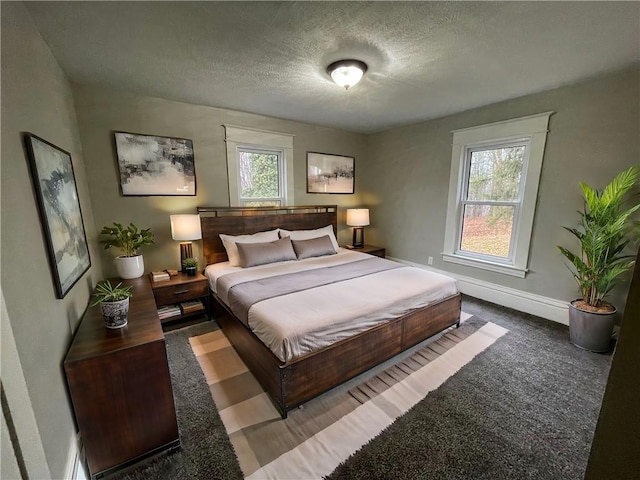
left=306, top=151, right=355, bottom=194
left=114, top=131, right=196, bottom=196
left=24, top=133, right=91, bottom=298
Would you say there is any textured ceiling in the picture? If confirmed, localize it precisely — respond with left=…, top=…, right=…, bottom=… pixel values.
left=25, top=1, right=640, bottom=133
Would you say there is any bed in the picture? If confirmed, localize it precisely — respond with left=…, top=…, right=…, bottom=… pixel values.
left=198, top=205, right=461, bottom=418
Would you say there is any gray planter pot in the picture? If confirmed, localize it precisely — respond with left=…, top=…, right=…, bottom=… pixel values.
left=568, top=300, right=616, bottom=353
left=100, top=298, right=130, bottom=329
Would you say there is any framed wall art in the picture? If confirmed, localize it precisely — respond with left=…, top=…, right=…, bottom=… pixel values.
left=306, top=152, right=355, bottom=194
left=24, top=133, right=91, bottom=299
left=114, top=131, right=196, bottom=196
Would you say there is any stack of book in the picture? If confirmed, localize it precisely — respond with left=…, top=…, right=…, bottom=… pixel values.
left=180, top=300, right=204, bottom=315
left=151, top=271, right=170, bottom=282
left=157, top=305, right=181, bottom=320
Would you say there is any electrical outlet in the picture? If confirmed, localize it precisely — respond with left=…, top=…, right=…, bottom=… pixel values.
left=428, top=256, right=433, bottom=265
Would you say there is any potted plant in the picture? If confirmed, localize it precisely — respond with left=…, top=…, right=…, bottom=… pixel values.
left=100, top=222, right=154, bottom=279
left=91, top=280, right=133, bottom=329
left=183, top=257, right=198, bottom=276
left=558, top=165, right=640, bottom=352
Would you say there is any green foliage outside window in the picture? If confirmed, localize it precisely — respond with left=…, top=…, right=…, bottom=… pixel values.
left=460, top=146, right=525, bottom=258
left=467, top=146, right=524, bottom=227
left=239, top=151, right=280, bottom=199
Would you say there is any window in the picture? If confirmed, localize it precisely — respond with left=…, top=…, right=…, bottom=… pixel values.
left=224, top=125, right=294, bottom=206
left=460, top=143, right=525, bottom=260
left=237, top=148, right=284, bottom=206
left=442, top=112, right=552, bottom=277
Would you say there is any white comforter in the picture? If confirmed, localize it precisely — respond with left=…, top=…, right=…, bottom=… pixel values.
left=205, top=249, right=458, bottom=362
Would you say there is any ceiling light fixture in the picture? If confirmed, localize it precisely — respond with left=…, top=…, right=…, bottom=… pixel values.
left=327, top=59, right=368, bottom=90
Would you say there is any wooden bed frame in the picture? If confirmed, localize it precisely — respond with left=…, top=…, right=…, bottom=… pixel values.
left=198, top=205, right=461, bottom=418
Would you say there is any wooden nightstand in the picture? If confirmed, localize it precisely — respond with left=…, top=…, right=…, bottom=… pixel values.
left=352, top=244, right=386, bottom=258
left=150, top=272, right=210, bottom=324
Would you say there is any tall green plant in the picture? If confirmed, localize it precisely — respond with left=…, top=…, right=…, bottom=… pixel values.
left=558, top=166, right=640, bottom=308
left=100, top=222, right=154, bottom=257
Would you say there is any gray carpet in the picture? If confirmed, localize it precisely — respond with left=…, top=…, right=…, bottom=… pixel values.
left=111, top=296, right=611, bottom=479
left=328, top=297, right=612, bottom=480
left=111, top=321, right=243, bottom=480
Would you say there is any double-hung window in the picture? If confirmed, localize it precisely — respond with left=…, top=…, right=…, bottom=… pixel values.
left=442, top=112, right=552, bottom=277
left=224, top=125, right=294, bottom=207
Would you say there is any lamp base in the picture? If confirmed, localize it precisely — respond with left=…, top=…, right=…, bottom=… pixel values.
left=179, top=242, right=193, bottom=272
left=352, top=227, right=364, bottom=249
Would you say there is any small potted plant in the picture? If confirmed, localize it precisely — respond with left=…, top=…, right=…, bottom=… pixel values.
left=91, top=280, right=133, bottom=329
left=558, top=165, right=639, bottom=352
left=183, top=257, right=198, bottom=276
left=100, top=222, right=154, bottom=279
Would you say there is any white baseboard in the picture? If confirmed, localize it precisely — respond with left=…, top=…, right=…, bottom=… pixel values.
left=64, top=434, right=86, bottom=480
left=388, top=256, right=569, bottom=325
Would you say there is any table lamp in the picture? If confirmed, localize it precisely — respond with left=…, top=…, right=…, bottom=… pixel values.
left=170, top=214, right=202, bottom=271
left=346, top=208, right=369, bottom=248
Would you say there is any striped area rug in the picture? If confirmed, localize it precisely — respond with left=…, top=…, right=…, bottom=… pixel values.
left=189, top=316, right=508, bottom=479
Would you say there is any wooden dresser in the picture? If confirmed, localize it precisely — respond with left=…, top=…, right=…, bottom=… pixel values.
left=64, top=276, right=180, bottom=479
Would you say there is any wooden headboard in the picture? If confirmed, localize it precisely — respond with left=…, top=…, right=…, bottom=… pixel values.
left=197, top=205, right=338, bottom=265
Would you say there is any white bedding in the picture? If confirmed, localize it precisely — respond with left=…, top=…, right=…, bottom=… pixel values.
left=205, top=249, right=458, bottom=362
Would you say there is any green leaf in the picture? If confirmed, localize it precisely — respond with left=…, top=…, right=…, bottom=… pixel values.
left=98, top=222, right=155, bottom=256
left=559, top=166, right=640, bottom=306
left=90, top=280, right=133, bottom=306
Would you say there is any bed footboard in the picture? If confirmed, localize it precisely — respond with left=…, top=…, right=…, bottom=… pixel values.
left=214, top=292, right=461, bottom=418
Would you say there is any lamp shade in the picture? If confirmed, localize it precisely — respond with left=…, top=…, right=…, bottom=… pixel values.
left=170, top=214, right=202, bottom=241
left=346, top=209, right=370, bottom=227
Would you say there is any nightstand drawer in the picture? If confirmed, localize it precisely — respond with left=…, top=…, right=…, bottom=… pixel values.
left=152, top=280, right=208, bottom=306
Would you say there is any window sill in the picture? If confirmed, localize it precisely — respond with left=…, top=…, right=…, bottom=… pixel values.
left=442, top=253, right=527, bottom=278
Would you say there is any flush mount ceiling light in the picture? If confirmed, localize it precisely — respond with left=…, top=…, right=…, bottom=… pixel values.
left=327, top=59, right=368, bottom=90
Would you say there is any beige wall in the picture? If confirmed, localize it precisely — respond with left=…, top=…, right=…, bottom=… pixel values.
left=72, top=86, right=367, bottom=276
left=362, top=68, right=640, bottom=313
left=1, top=2, right=103, bottom=478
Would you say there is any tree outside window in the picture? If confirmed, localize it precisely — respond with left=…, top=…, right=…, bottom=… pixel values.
left=460, top=145, right=525, bottom=259
left=238, top=148, right=283, bottom=206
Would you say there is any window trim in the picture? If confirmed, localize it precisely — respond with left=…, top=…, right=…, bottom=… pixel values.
left=223, top=125, right=294, bottom=207
left=442, top=112, right=553, bottom=278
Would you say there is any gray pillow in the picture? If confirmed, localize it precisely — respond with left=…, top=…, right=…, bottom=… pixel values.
left=292, top=235, right=337, bottom=260
left=236, top=236, right=297, bottom=268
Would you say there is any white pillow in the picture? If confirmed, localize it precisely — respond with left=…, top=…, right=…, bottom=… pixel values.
left=279, top=225, right=339, bottom=251
left=219, top=229, right=279, bottom=266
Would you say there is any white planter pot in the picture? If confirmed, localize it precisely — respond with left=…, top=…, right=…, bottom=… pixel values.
left=114, top=255, right=144, bottom=279
left=100, top=298, right=130, bottom=329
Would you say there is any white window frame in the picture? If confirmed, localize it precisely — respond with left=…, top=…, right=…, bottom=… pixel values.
left=457, top=139, right=530, bottom=266
left=442, top=112, right=553, bottom=278
left=223, top=125, right=294, bottom=207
